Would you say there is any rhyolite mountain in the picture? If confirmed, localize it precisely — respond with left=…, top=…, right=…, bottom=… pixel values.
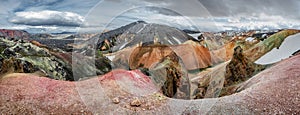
left=93, top=21, right=199, bottom=52
left=0, top=29, right=30, bottom=40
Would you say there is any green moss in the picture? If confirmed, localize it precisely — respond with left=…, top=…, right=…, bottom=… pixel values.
left=245, top=29, right=299, bottom=61
left=96, top=50, right=103, bottom=58
left=20, top=56, right=67, bottom=80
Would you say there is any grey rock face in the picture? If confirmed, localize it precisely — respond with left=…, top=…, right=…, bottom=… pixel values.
left=96, top=21, right=197, bottom=52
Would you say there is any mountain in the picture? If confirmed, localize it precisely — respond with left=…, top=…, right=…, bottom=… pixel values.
left=94, top=21, right=198, bottom=52
left=0, top=29, right=30, bottom=39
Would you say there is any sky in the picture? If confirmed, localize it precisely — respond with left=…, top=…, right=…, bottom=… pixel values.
left=0, top=0, right=300, bottom=33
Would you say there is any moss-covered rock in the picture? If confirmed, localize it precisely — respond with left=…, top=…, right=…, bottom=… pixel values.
left=244, top=29, right=300, bottom=61
left=0, top=37, right=111, bottom=81
left=0, top=57, right=39, bottom=76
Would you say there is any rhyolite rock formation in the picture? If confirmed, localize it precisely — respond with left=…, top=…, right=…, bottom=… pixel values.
left=224, top=46, right=266, bottom=87
left=112, top=41, right=213, bottom=71
left=0, top=53, right=299, bottom=114
left=190, top=29, right=299, bottom=99
left=148, top=52, right=190, bottom=99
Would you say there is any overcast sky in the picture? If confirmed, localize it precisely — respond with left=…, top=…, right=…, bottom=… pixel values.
left=0, top=0, right=300, bottom=33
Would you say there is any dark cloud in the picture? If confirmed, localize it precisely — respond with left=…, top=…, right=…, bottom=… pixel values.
left=198, top=0, right=300, bottom=18
left=134, top=0, right=300, bottom=19
left=1, top=0, right=300, bottom=33
left=143, top=7, right=181, bottom=16
left=13, top=0, right=62, bottom=12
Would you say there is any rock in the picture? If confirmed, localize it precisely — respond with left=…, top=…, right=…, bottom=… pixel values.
left=200, top=32, right=232, bottom=50
left=0, top=55, right=3, bottom=69
left=209, top=41, right=236, bottom=63
left=221, top=46, right=267, bottom=96
left=0, top=37, right=71, bottom=80
left=224, top=46, right=266, bottom=87
left=130, top=97, right=142, bottom=107
left=191, top=30, right=299, bottom=99
left=292, top=49, right=300, bottom=56
left=193, top=87, right=206, bottom=99
left=0, top=57, right=39, bottom=75
left=71, top=53, right=112, bottom=80
left=114, top=41, right=213, bottom=71
left=31, top=38, right=80, bottom=51
left=30, top=40, right=47, bottom=47
left=112, top=97, right=120, bottom=104
left=129, top=45, right=173, bottom=70
left=149, top=52, right=190, bottom=99
left=171, top=40, right=213, bottom=70
left=192, top=46, right=268, bottom=99
left=191, top=61, right=228, bottom=99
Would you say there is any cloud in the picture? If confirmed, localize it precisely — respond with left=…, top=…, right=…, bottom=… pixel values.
left=10, top=10, right=84, bottom=27
left=102, top=7, right=219, bottom=32
left=199, top=0, right=300, bottom=19
left=2, top=0, right=300, bottom=33
left=206, top=13, right=300, bottom=31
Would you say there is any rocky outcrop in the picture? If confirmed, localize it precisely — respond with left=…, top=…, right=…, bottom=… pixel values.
left=209, top=41, right=235, bottom=63
left=190, top=30, right=300, bottom=99
left=244, top=29, right=300, bottom=61
left=200, top=32, right=232, bottom=50
left=129, top=45, right=173, bottom=70
left=224, top=46, right=266, bottom=87
left=0, top=57, right=39, bottom=75
left=220, top=46, right=267, bottom=96
left=114, top=41, right=213, bottom=71
left=149, top=52, right=190, bottom=99
left=171, top=41, right=212, bottom=70
left=192, top=45, right=268, bottom=99
left=71, top=53, right=112, bottom=80
left=0, top=37, right=72, bottom=80
left=0, top=37, right=111, bottom=80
